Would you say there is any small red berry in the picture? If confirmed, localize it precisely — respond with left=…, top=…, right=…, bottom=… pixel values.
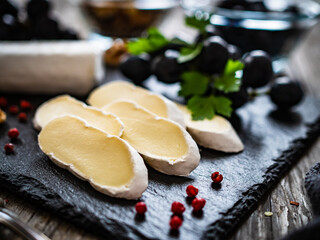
left=0, top=97, right=7, bottom=108
left=211, top=172, right=223, bottom=184
left=171, top=201, right=185, bottom=215
left=18, top=112, right=27, bottom=122
left=186, top=185, right=199, bottom=198
left=9, top=105, right=19, bottom=115
left=135, top=201, right=147, bottom=214
left=192, top=198, right=206, bottom=212
left=8, top=128, right=19, bottom=139
left=170, top=216, right=183, bottom=230
left=20, top=100, right=32, bottom=110
left=4, top=143, right=14, bottom=154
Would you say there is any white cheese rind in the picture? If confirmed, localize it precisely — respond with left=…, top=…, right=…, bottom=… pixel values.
left=162, top=97, right=186, bottom=129
left=187, top=126, right=244, bottom=153
left=88, top=81, right=186, bottom=128
left=0, top=41, right=104, bottom=96
left=177, top=105, right=244, bottom=153
left=103, top=100, right=200, bottom=176
left=33, top=94, right=124, bottom=137
left=141, top=123, right=200, bottom=176
left=38, top=116, right=148, bottom=200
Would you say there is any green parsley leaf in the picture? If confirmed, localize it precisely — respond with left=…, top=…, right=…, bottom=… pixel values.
left=127, top=27, right=169, bottom=55
left=187, top=96, right=215, bottom=120
left=177, top=44, right=203, bottom=63
left=179, top=71, right=209, bottom=97
left=214, top=59, right=244, bottom=93
left=187, top=95, right=233, bottom=120
left=214, top=74, right=241, bottom=93
left=224, top=59, right=245, bottom=75
left=185, top=15, right=211, bottom=33
left=211, top=96, right=232, bottom=117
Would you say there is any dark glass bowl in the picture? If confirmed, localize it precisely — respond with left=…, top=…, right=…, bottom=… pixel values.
left=182, top=0, right=320, bottom=58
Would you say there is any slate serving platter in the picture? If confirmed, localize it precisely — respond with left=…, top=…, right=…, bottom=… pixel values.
left=1, top=85, right=320, bottom=240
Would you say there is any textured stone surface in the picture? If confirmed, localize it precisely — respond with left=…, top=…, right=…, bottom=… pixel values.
left=0, top=92, right=320, bottom=240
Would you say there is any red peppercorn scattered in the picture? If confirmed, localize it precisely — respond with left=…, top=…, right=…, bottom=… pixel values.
left=4, top=143, right=14, bottom=154
left=211, top=172, right=223, bottom=184
left=0, top=198, right=8, bottom=207
left=135, top=201, right=147, bottom=214
left=20, top=100, right=32, bottom=110
left=192, top=198, right=206, bottom=212
left=9, top=105, right=19, bottom=115
left=170, top=216, right=183, bottom=230
left=18, top=112, right=27, bottom=122
left=171, top=201, right=185, bottom=215
left=0, top=97, right=7, bottom=108
left=8, top=128, right=19, bottom=139
left=186, top=185, right=199, bottom=198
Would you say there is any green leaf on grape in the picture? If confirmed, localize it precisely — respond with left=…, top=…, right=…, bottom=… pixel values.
left=179, top=71, right=209, bottom=97
left=177, top=44, right=203, bottom=63
left=127, top=28, right=169, bottom=55
left=187, top=95, right=232, bottom=120
left=224, top=59, right=244, bottom=75
left=214, top=59, right=244, bottom=93
left=187, top=96, right=216, bottom=120
left=185, top=15, right=211, bottom=33
left=211, top=96, right=232, bottom=117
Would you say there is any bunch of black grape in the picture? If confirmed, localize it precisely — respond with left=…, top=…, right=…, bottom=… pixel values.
left=0, top=0, right=79, bottom=41
left=120, top=26, right=304, bottom=111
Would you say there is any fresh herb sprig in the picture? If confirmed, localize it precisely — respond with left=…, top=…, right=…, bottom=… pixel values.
left=179, top=60, right=244, bottom=120
left=127, top=16, right=244, bottom=121
left=127, top=28, right=169, bottom=55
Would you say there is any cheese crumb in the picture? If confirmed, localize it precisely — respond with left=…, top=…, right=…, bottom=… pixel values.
left=264, top=211, right=273, bottom=217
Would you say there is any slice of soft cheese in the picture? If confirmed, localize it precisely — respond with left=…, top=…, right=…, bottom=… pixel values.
left=33, top=95, right=123, bottom=137
left=38, top=115, right=148, bottom=199
left=177, top=104, right=244, bottom=153
left=102, top=100, right=200, bottom=176
left=87, top=81, right=186, bottom=127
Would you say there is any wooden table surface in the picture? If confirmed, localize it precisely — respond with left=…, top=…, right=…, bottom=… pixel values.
left=1, top=1, right=320, bottom=240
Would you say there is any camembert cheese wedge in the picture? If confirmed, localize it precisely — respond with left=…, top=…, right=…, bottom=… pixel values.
left=177, top=105, right=244, bottom=153
left=33, top=95, right=123, bottom=137
left=38, top=116, right=148, bottom=199
left=87, top=81, right=186, bottom=127
left=102, top=100, right=200, bottom=176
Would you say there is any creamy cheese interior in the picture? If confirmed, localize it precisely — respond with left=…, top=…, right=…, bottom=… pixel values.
left=39, top=116, right=134, bottom=187
left=88, top=81, right=169, bottom=118
left=178, top=105, right=230, bottom=133
left=35, top=95, right=123, bottom=136
left=103, top=101, right=188, bottom=160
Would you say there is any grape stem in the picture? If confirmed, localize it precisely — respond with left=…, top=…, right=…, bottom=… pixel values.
left=248, top=88, right=270, bottom=100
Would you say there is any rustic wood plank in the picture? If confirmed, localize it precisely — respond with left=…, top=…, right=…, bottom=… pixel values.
left=232, top=139, right=320, bottom=240
left=231, top=20, right=320, bottom=240
left=232, top=196, right=273, bottom=240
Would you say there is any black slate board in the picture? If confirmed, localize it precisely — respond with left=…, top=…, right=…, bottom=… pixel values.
left=1, top=89, right=320, bottom=240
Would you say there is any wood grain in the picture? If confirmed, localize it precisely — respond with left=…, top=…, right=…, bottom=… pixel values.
left=232, top=21, right=320, bottom=240
left=1, top=1, right=320, bottom=240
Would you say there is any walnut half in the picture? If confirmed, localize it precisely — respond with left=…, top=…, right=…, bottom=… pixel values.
left=0, top=109, right=6, bottom=123
left=104, top=40, right=128, bottom=67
